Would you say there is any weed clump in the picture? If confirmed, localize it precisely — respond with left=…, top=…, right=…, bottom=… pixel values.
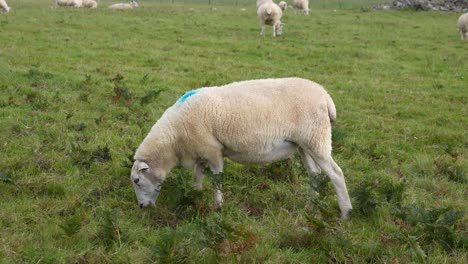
left=433, top=155, right=465, bottom=183
left=110, top=74, right=133, bottom=106
left=96, top=209, right=127, bottom=249
left=353, top=174, right=405, bottom=216
left=25, top=89, right=48, bottom=110
left=397, top=205, right=465, bottom=252
left=200, top=214, right=258, bottom=259
left=140, top=89, right=165, bottom=105
left=39, top=182, right=66, bottom=198
left=153, top=227, right=196, bottom=263
left=162, top=171, right=211, bottom=218
left=59, top=213, right=85, bottom=237
left=0, top=171, right=14, bottom=185
left=92, top=146, right=112, bottom=163
left=69, top=145, right=112, bottom=170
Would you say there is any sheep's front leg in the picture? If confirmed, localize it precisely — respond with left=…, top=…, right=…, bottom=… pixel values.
left=206, top=158, right=224, bottom=210
left=210, top=172, right=224, bottom=210
left=260, top=23, right=266, bottom=36
left=273, top=24, right=277, bottom=37
left=194, top=163, right=205, bottom=190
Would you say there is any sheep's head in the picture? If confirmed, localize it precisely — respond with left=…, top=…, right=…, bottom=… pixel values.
left=131, top=160, right=166, bottom=208
left=275, top=22, right=285, bottom=36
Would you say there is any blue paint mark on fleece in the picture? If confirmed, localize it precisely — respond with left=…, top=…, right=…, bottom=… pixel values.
left=177, top=90, right=198, bottom=105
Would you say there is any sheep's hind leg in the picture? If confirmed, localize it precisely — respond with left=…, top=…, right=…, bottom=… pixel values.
left=194, top=163, right=205, bottom=190
left=298, top=148, right=321, bottom=195
left=308, top=153, right=352, bottom=220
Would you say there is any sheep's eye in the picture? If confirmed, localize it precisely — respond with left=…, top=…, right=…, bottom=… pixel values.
left=155, top=185, right=161, bottom=192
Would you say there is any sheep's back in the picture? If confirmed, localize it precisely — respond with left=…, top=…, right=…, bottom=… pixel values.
left=458, top=13, right=468, bottom=32
left=173, top=78, right=332, bottom=149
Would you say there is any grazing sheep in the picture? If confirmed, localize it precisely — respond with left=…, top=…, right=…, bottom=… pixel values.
left=458, top=13, right=468, bottom=40
left=82, top=0, right=97, bottom=8
left=278, top=1, right=287, bottom=11
left=130, top=77, right=353, bottom=219
left=55, top=0, right=83, bottom=8
left=257, top=0, right=285, bottom=37
left=293, top=0, right=310, bottom=15
left=0, top=0, right=10, bottom=13
left=109, top=0, right=138, bottom=10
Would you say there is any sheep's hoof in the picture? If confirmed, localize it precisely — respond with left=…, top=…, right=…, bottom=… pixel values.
left=341, top=209, right=352, bottom=220
left=214, top=190, right=224, bottom=210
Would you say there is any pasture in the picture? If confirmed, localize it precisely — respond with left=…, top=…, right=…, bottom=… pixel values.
left=0, top=0, right=466, bottom=262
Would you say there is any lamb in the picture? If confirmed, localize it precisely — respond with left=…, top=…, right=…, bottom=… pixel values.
left=55, top=0, right=82, bottom=8
left=130, top=77, right=353, bottom=219
left=109, top=0, right=138, bottom=10
left=278, top=1, right=287, bottom=11
left=457, top=13, right=468, bottom=40
left=257, top=0, right=285, bottom=37
left=82, top=0, right=97, bottom=8
left=293, top=0, right=310, bottom=15
left=0, top=0, right=10, bottom=13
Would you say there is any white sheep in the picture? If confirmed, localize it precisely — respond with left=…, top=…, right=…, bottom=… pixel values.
left=109, top=0, right=138, bottom=10
left=0, top=0, right=10, bottom=13
left=457, top=13, right=468, bottom=40
left=55, top=0, right=82, bottom=8
left=82, top=0, right=97, bottom=8
left=130, top=77, right=353, bottom=219
left=278, top=1, right=287, bottom=11
left=293, top=0, right=310, bottom=15
left=257, top=0, right=285, bottom=37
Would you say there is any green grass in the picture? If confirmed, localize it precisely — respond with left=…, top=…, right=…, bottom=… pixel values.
left=0, top=0, right=467, bottom=263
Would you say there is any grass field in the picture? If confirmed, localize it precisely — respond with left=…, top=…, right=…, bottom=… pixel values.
left=0, top=0, right=467, bottom=263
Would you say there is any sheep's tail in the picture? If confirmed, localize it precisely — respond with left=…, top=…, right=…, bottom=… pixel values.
left=266, top=7, right=273, bottom=16
left=326, top=93, right=336, bottom=125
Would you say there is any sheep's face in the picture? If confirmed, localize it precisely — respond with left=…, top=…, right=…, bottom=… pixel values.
left=131, top=160, right=166, bottom=208
left=275, top=23, right=285, bottom=36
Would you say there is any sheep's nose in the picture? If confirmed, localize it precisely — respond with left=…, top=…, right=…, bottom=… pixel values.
left=139, top=203, right=144, bottom=209
left=134, top=178, right=139, bottom=184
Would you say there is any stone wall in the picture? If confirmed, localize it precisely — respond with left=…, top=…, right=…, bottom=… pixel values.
left=374, top=0, right=468, bottom=12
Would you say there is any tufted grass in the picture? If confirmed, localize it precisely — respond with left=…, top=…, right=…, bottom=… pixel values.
left=0, top=0, right=467, bottom=263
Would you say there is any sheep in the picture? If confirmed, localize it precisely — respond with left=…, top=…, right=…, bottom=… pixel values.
left=293, top=0, right=310, bottom=15
left=130, top=77, right=353, bottom=219
left=55, top=0, right=82, bottom=8
left=109, top=0, right=138, bottom=10
left=0, top=0, right=10, bottom=13
left=82, top=0, right=97, bottom=8
left=278, top=1, right=287, bottom=11
left=257, top=0, right=285, bottom=37
left=457, top=13, right=468, bottom=40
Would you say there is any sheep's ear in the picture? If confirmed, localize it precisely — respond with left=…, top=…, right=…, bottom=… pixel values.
left=138, top=162, right=149, bottom=172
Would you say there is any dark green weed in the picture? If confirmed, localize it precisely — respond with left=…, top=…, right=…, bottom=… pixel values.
left=97, top=209, right=127, bottom=249
left=59, top=213, right=85, bottom=237
left=0, top=171, right=14, bottom=185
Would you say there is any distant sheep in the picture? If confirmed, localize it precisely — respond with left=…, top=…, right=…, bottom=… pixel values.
left=458, top=13, right=468, bottom=40
left=0, top=0, right=10, bottom=13
left=293, top=0, right=310, bottom=15
left=55, top=0, right=82, bottom=8
left=278, top=1, right=287, bottom=11
left=130, top=77, right=353, bottom=219
left=82, top=0, right=97, bottom=8
left=109, top=0, right=138, bottom=10
left=257, top=0, right=284, bottom=37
